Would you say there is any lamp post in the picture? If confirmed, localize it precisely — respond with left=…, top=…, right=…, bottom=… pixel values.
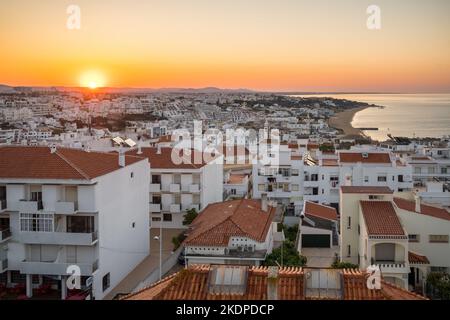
left=153, top=222, right=162, bottom=281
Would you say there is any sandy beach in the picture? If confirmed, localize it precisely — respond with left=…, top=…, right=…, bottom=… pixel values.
left=328, top=106, right=370, bottom=137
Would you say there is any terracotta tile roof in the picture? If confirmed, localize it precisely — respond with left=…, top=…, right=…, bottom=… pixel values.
left=184, top=199, right=276, bottom=246
left=307, top=143, right=319, bottom=151
left=408, top=251, right=430, bottom=264
left=290, top=155, right=302, bottom=160
left=340, top=186, right=393, bottom=194
left=322, top=159, right=338, bottom=166
left=360, top=201, right=405, bottom=236
left=394, top=197, right=450, bottom=221
left=304, top=201, right=337, bottom=221
left=0, top=146, right=145, bottom=180
left=126, top=147, right=211, bottom=169
left=227, top=174, right=247, bottom=184
left=123, top=266, right=426, bottom=300
left=339, top=152, right=391, bottom=164
left=342, top=269, right=427, bottom=300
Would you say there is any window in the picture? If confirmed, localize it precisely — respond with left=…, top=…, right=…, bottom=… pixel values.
left=321, top=189, right=324, bottom=194
left=347, top=216, right=351, bottom=229
left=312, top=187, right=318, bottom=195
left=20, top=213, right=53, bottom=232
left=398, top=175, right=404, bottom=182
left=130, top=172, right=134, bottom=178
left=428, top=167, right=435, bottom=174
left=408, top=234, right=420, bottom=243
left=330, top=176, right=339, bottom=181
left=131, top=222, right=135, bottom=228
left=311, top=174, right=318, bottom=181
left=258, top=184, right=265, bottom=191
left=291, top=169, right=299, bottom=176
left=292, top=184, right=299, bottom=191
left=151, top=175, right=161, bottom=184
left=152, top=217, right=161, bottom=222
left=414, top=167, right=421, bottom=174
left=442, top=167, right=448, bottom=174
left=429, top=235, right=449, bottom=243
left=67, top=216, right=94, bottom=233
left=163, top=214, right=172, bottom=222
left=322, top=175, right=325, bottom=181
left=358, top=224, right=360, bottom=235
left=347, top=245, right=351, bottom=257
left=230, top=189, right=236, bottom=195
left=377, top=176, right=387, bottom=182
left=364, top=176, right=369, bottom=183
left=102, top=273, right=110, bottom=292
left=369, top=195, right=382, bottom=200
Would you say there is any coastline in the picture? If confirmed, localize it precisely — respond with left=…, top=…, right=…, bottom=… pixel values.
left=328, top=106, right=370, bottom=137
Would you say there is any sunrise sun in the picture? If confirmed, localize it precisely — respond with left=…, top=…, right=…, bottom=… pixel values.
left=80, top=70, right=106, bottom=89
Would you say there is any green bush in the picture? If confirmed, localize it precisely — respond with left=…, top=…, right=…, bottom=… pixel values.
left=264, top=241, right=307, bottom=267
left=331, top=261, right=359, bottom=269
left=183, top=208, right=198, bottom=226
left=172, top=232, right=187, bottom=250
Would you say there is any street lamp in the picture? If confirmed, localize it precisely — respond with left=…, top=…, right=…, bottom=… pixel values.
left=153, top=225, right=162, bottom=281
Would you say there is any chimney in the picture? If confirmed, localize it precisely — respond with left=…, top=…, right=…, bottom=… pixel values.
left=261, top=193, right=268, bottom=212
left=137, top=137, right=143, bottom=155
left=415, top=195, right=421, bottom=213
left=119, top=147, right=126, bottom=167
left=50, top=145, right=57, bottom=154
left=157, top=144, right=162, bottom=155
left=267, top=266, right=279, bottom=300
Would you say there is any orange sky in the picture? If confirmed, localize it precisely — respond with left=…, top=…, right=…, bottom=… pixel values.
left=0, top=0, right=449, bottom=92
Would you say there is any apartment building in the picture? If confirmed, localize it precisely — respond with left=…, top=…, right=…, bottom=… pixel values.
left=183, top=199, right=279, bottom=266
left=252, top=143, right=304, bottom=215
left=127, top=146, right=223, bottom=229
left=407, top=148, right=450, bottom=186
left=304, top=151, right=413, bottom=209
left=0, top=146, right=150, bottom=300
left=340, top=186, right=450, bottom=292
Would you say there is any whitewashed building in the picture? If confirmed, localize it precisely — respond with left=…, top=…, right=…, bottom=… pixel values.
left=0, top=146, right=150, bottom=300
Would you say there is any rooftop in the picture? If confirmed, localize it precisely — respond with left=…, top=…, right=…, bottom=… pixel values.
left=0, top=146, right=145, bottom=180
left=341, top=186, right=393, bottom=194
left=360, top=201, right=406, bottom=236
left=122, top=265, right=426, bottom=300
left=304, top=201, right=338, bottom=221
left=394, top=197, right=450, bottom=221
left=339, top=152, right=391, bottom=164
left=184, top=199, right=276, bottom=246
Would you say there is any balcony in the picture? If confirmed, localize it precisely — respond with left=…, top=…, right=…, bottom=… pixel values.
left=19, top=259, right=99, bottom=276
left=170, top=204, right=181, bottom=213
left=149, top=184, right=161, bottom=193
left=0, top=228, right=12, bottom=243
left=189, top=184, right=200, bottom=193
left=0, top=199, right=6, bottom=211
left=55, top=201, right=78, bottom=215
left=18, top=200, right=43, bottom=212
left=19, top=230, right=98, bottom=246
left=373, top=261, right=409, bottom=274
left=149, top=203, right=162, bottom=213
left=169, top=184, right=181, bottom=193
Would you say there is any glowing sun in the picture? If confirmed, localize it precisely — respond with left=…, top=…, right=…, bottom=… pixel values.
left=80, top=70, right=106, bottom=89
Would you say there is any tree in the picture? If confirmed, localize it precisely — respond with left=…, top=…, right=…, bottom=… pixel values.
left=183, top=208, right=198, bottom=226
left=172, top=232, right=187, bottom=250
left=330, top=253, right=359, bottom=269
left=427, top=272, right=450, bottom=300
left=264, top=241, right=307, bottom=267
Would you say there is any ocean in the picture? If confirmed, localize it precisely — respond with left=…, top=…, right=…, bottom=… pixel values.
left=290, top=93, right=450, bottom=141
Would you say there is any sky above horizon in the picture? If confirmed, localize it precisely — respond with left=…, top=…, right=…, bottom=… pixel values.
left=0, top=0, right=449, bottom=92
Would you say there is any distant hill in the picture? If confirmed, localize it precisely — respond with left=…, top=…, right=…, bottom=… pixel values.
left=0, top=84, right=254, bottom=94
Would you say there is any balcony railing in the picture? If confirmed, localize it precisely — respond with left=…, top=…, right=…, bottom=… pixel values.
left=188, top=184, right=200, bottom=193
left=55, top=201, right=78, bottom=214
left=19, top=200, right=43, bottom=212
left=19, top=230, right=98, bottom=246
left=371, top=259, right=409, bottom=273
left=0, top=228, right=12, bottom=242
left=169, top=184, right=181, bottom=193
left=149, top=184, right=161, bottom=193
left=19, top=259, right=98, bottom=276
left=149, top=203, right=162, bottom=213
left=170, top=204, right=181, bottom=213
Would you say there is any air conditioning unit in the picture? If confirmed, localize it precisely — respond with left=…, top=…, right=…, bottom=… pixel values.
left=362, top=152, right=369, bottom=158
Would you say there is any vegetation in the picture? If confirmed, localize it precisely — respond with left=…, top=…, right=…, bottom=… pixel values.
left=280, top=224, right=298, bottom=243
left=264, top=241, right=307, bottom=267
left=331, top=254, right=359, bottom=269
left=426, top=272, right=450, bottom=300
left=172, top=232, right=187, bottom=251
left=182, top=208, right=198, bottom=226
